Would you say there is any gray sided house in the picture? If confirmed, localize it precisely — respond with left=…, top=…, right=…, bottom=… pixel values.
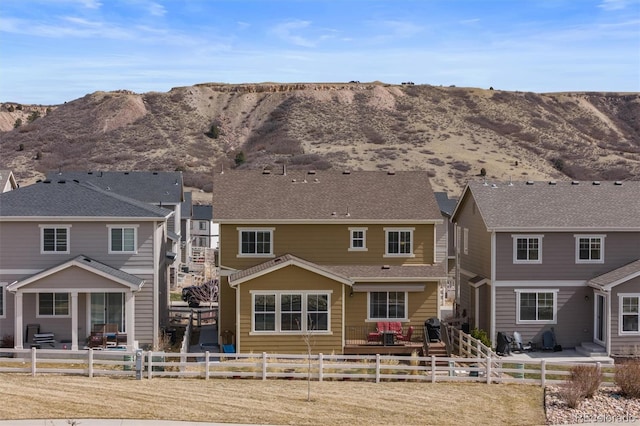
left=0, top=179, right=174, bottom=350
left=451, top=180, right=640, bottom=357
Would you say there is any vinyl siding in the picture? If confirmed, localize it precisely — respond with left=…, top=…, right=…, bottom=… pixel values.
left=237, top=265, right=345, bottom=354
left=495, top=285, right=592, bottom=349
left=496, top=232, right=640, bottom=281
left=455, top=192, right=492, bottom=279
left=610, top=278, right=640, bottom=356
left=218, top=276, right=237, bottom=340
left=219, top=223, right=435, bottom=270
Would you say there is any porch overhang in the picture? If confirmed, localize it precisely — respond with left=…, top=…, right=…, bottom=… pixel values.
left=7, top=255, right=144, bottom=293
left=587, top=259, right=640, bottom=291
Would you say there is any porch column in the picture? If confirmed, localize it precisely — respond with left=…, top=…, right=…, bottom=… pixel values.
left=14, top=292, right=23, bottom=349
left=71, top=292, right=79, bottom=351
left=125, top=291, right=135, bottom=349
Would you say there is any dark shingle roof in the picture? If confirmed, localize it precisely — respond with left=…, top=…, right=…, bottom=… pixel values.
left=434, top=192, right=457, bottom=217
left=193, top=205, right=213, bottom=221
left=181, top=192, right=193, bottom=218
left=45, top=171, right=183, bottom=204
left=212, top=170, right=441, bottom=222
left=0, top=179, right=172, bottom=218
left=461, top=180, right=640, bottom=230
left=588, top=259, right=640, bottom=290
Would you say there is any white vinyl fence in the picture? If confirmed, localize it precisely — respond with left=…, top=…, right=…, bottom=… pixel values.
left=0, top=348, right=616, bottom=387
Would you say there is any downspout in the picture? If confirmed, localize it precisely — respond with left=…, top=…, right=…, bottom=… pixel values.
left=235, top=283, right=240, bottom=353
left=606, top=290, right=612, bottom=357
left=490, top=231, right=497, bottom=345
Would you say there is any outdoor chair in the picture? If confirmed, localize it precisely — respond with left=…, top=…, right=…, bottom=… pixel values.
left=511, top=331, right=532, bottom=352
left=397, top=326, right=414, bottom=342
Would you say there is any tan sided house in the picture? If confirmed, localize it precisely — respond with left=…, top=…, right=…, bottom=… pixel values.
left=451, top=180, right=640, bottom=357
left=214, top=169, right=447, bottom=355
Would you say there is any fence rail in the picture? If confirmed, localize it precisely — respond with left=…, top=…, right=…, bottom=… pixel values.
left=0, top=348, right=616, bottom=387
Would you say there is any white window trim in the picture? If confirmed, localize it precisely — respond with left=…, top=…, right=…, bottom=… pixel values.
left=383, top=227, right=415, bottom=258
left=366, top=291, right=409, bottom=322
left=39, top=224, right=71, bottom=254
left=250, top=290, right=332, bottom=335
left=237, top=227, right=275, bottom=258
left=348, top=227, right=368, bottom=252
left=463, top=228, right=469, bottom=255
left=574, top=234, right=605, bottom=264
left=515, top=289, right=558, bottom=324
left=36, top=292, right=71, bottom=318
left=199, top=221, right=207, bottom=231
left=0, top=282, right=6, bottom=319
left=107, top=225, right=139, bottom=254
left=619, top=293, right=640, bottom=335
left=512, top=234, right=543, bottom=264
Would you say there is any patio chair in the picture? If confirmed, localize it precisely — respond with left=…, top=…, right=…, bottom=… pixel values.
left=511, top=331, right=532, bottom=352
left=397, top=326, right=414, bottom=342
left=541, top=329, right=555, bottom=351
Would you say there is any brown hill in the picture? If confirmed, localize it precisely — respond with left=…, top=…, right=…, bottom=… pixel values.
left=1, top=82, right=639, bottom=197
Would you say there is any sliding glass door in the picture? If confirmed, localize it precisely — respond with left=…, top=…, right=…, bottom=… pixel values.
left=90, top=293, right=125, bottom=332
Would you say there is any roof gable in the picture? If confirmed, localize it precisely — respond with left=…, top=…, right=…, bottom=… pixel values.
left=7, top=255, right=145, bottom=292
left=588, top=259, right=640, bottom=290
left=213, top=170, right=441, bottom=222
left=456, top=180, right=640, bottom=230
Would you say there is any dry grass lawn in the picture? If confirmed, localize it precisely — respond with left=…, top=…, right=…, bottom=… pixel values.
left=0, top=374, right=545, bottom=425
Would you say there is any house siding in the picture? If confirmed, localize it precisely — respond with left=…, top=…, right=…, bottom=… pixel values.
left=219, top=223, right=435, bottom=270
left=218, top=276, right=237, bottom=341
left=455, top=192, right=492, bottom=280
left=495, top=285, right=592, bottom=349
left=496, top=232, right=640, bottom=281
left=236, top=266, right=345, bottom=354
left=610, top=277, right=640, bottom=356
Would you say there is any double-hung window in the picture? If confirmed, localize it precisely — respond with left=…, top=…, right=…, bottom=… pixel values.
left=384, top=228, right=414, bottom=257
left=516, top=290, right=557, bottom=324
left=348, top=227, right=367, bottom=251
left=575, top=235, right=605, bottom=263
left=368, top=291, right=407, bottom=321
left=199, top=221, right=207, bottom=231
left=40, top=225, right=70, bottom=254
left=252, top=292, right=330, bottom=333
left=512, top=235, right=543, bottom=263
left=108, top=225, right=137, bottom=253
left=620, top=294, right=639, bottom=334
left=238, top=228, right=274, bottom=257
left=37, top=292, right=70, bottom=317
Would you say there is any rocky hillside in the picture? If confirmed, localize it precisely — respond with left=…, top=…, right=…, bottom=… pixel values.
left=1, top=82, right=638, bottom=196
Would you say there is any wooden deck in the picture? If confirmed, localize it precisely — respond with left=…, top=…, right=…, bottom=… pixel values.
left=344, top=341, right=424, bottom=355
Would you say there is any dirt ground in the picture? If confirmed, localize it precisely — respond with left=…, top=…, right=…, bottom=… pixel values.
left=0, top=374, right=545, bottom=425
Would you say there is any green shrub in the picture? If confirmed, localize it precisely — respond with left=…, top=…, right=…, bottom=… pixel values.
left=615, top=360, right=640, bottom=398
left=234, top=151, right=245, bottom=166
left=27, top=111, right=41, bottom=123
left=13, top=118, right=22, bottom=128
left=570, top=364, right=602, bottom=398
left=470, top=328, right=491, bottom=348
left=205, top=123, right=220, bottom=139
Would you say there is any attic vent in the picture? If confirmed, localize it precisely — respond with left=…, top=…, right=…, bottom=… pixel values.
left=571, top=181, right=580, bottom=185
left=592, top=181, right=601, bottom=186
left=152, top=172, right=158, bottom=175
left=274, top=257, right=282, bottom=263
left=291, top=179, right=297, bottom=183
left=83, top=257, right=91, bottom=263
left=124, top=172, right=129, bottom=175
left=342, top=170, right=351, bottom=175
left=262, top=169, right=271, bottom=175
left=58, top=180, right=66, bottom=184
left=73, top=179, right=79, bottom=183
left=331, top=212, right=337, bottom=216
left=43, top=179, right=51, bottom=184
left=307, top=170, right=316, bottom=175
left=36, top=179, right=42, bottom=183
left=614, top=181, right=623, bottom=186
left=314, top=178, right=319, bottom=183
left=382, top=265, right=391, bottom=270
left=87, top=172, right=93, bottom=175
left=490, top=184, right=497, bottom=188
left=548, top=181, right=557, bottom=185
left=387, top=170, right=396, bottom=175
left=526, top=181, right=534, bottom=185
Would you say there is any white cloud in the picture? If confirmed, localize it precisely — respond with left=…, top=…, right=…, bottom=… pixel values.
left=599, top=0, right=631, bottom=10
left=148, top=2, right=166, bottom=17
left=271, top=20, right=316, bottom=47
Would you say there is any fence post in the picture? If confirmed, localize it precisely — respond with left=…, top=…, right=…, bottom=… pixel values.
left=458, top=331, right=463, bottom=356
left=147, top=351, right=153, bottom=379
left=375, top=354, right=381, bottom=383
left=486, top=356, right=492, bottom=384
left=204, top=351, right=210, bottom=380
left=31, top=347, right=37, bottom=377
left=318, top=353, right=324, bottom=382
left=541, top=360, right=546, bottom=388
left=431, top=355, right=437, bottom=383
left=262, top=352, right=267, bottom=381
left=88, top=349, right=94, bottom=378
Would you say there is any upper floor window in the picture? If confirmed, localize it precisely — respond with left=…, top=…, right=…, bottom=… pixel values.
left=463, top=228, right=469, bottom=255
left=575, top=235, right=605, bottom=264
left=37, top=292, right=70, bottom=317
left=252, top=291, right=330, bottom=333
left=368, top=291, right=407, bottom=321
left=108, top=225, right=137, bottom=253
left=384, top=228, right=414, bottom=257
left=512, top=235, right=543, bottom=264
left=348, top=227, right=368, bottom=251
left=620, top=294, right=639, bottom=334
left=0, top=283, right=5, bottom=318
left=238, top=228, right=274, bottom=257
left=199, top=221, right=207, bottom=231
left=40, top=225, right=71, bottom=254
left=516, top=289, right=557, bottom=324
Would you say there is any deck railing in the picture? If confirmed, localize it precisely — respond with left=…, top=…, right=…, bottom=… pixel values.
left=345, top=324, right=425, bottom=345
left=0, top=349, right=616, bottom=387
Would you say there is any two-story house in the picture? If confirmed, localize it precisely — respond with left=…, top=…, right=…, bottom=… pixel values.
left=451, top=180, right=640, bottom=357
left=0, top=178, right=175, bottom=350
left=213, top=169, right=447, bottom=354
left=191, top=204, right=219, bottom=250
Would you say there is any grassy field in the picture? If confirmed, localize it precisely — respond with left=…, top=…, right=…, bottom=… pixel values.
left=0, top=373, right=545, bottom=425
